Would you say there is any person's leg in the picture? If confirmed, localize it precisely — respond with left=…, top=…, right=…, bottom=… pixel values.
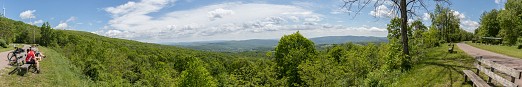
left=35, top=60, right=39, bottom=71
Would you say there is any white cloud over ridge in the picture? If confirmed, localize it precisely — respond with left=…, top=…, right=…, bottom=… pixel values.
left=31, top=20, right=43, bottom=25
left=370, top=5, right=395, bottom=18
left=55, top=23, right=69, bottom=29
left=96, top=0, right=388, bottom=43
left=54, top=16, right=77, bottom=29
left=20, top=10, right=36, bottom=19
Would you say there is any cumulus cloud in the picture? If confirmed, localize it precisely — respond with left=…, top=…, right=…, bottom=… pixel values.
left=461, top=20, right=479, bottom=32
left=95, top=1, right=388, bottom=43
left=451, top=10, right=466, bottom=19
left=208, top=8, right=235, bottom=21
left=20, top=10, right=36, bottom=19
left=31, top=20, right=44, bottom=25
left=97, top=1, right=327, bottom=42
left=423, top=13, right=430, bottom=20
left=370, top=5, right=395, bottom=18
left=66, top=16, right=77, bottom=22
left=495, top=0, right=504, bottom=4
left=54, top=16, right=77, bottom=29
left=55, top=23, right=69, bottom=29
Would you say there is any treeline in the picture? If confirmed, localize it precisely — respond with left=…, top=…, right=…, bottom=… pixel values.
left=475, top=0, right=522, bottom=46
left=0, top=17, right=41, bottom=44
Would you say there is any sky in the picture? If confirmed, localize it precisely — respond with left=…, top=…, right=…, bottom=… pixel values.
left=1, top=0, right=505, bottom=43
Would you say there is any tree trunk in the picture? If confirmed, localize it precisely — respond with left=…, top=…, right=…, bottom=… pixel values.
left=400, top=0, right=409, bottom=56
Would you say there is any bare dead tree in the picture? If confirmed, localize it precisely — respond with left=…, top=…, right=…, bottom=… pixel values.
left=341, top=0, right=449, bottom=58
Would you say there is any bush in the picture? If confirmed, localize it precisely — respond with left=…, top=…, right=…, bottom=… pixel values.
left=518, top=45, right=522, bottom=49
left=0, top=39, right=7, bottom=48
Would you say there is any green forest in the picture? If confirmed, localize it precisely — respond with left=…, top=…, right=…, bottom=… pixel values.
left=1, top=1, right=521, bottom=87
left=474, top=0, right=522, bottom=47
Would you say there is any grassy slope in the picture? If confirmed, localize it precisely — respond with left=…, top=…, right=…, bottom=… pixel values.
left=0, top=46, right=93, bottom=87
left=465, top=41, right=522, bottom=59
left=392, top=43, right=475, bottom=87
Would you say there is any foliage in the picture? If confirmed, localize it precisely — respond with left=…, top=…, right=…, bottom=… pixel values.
left=274, top=31, right=316, bottom=86
left=498, top=9, right=521, bottom=45
left=476, top=9, right=500, bottom=38
left=178, top=57, right=218, bottom=87
left=226, top=58, right=286, bottom=86
left=39, top=22, right=58, bottom=47
left=423, top=26, right=441, bottom=47
left=476, top=0, right=522, bottom=46
left=0, top=39, right=7, bottom=48
left=387, top=18, right=404, bottom=40
left=431, top=5, right=472, bottom=42
left=298, top=57, right=345, bottom=86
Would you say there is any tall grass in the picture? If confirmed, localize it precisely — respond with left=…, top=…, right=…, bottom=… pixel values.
left=392, top=43, right=475, bottom=87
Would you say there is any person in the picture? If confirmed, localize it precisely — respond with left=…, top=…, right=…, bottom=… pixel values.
left=25, top=48, right=40, bottom=73
left=35, top=50, right=45, bottom=61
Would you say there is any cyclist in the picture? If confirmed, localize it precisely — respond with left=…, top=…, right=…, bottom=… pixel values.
left=25, top=48, right=40, bottom=73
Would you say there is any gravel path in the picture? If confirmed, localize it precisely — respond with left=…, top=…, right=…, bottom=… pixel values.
left=0, top=45, right=30, bottom=70
left=457, top=42, right=522, bottom=70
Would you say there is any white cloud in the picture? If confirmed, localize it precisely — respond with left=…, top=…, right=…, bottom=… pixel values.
left=96, top=1, right=389, bottom=43
left=423, top=13, right=430, bottom=20
left=20, top=10, right=36, bottom=19
left=461, top=20, right=479, bottom=32
left=288, top=16, right=299, bottom=22
left=208, top=8, right=235, bottom=21
left=369, top=5, right=395, bottom=18
left=451, top=10, right=465, bottom=19
left=97, top=1, right=334, bottom=42
left=31, top=20, right=44, bottom=25
left=55, top=23, right=69, bottom=29
left=66, top=16, right=77, bottom=22
left=53, top=16, right=77, bottom=29
left=495, top=0, right=504, bottom=4
left=449, top=10, right=479, bottom=32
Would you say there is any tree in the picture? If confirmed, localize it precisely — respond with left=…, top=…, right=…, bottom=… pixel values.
left=431, top=4, right=463, bottom=43
left=498, top=9, right=521, bottom=45
left=477, top=9, right=500, bottom=38
left=341, top=0, right=449, bottom=64
left=387, top=18, right=402, bottom=40
left=178, top=56, right=218, bottom=87
left=411, top=20, right=427, bottom=39
left=298, top=57, right=344, bottom=86
left=274, top=31, right=316, bottom=86
left=40, top=22, right=56, bottom=46
left=499, top=0, right=522, bottom=45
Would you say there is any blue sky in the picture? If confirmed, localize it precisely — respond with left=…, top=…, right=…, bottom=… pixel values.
left=2, top=0, right=505, bottom=43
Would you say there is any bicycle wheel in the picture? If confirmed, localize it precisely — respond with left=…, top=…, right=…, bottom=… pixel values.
left=7, top=52, right=14, bottom=62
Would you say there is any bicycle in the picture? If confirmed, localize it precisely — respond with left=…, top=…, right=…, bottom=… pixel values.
left=7, top=48, right=24, bottom=66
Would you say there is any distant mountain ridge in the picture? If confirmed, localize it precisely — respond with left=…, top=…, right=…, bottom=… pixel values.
left=166, top=36, right=388, bottom=52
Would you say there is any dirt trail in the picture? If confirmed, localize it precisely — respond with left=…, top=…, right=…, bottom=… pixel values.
left=0, top=45, right=30, bottom=70
left=457, top=42, right=522, bottom=70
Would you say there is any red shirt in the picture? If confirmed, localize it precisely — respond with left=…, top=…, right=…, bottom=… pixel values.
left=25, top=51, right=35, bottom=62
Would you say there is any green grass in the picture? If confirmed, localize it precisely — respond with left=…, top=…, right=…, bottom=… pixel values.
left=0, top=46, right=94, bottom=87
left=465, top=41, right=522, bottom=59
left=392, top=43, right=475, bottom=87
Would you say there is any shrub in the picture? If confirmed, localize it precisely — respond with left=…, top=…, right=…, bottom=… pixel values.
left=0, top=39, right=7, bottom=48
left=518, top=45, right=522, bottom=49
